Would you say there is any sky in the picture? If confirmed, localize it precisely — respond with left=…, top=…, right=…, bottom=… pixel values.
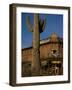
left=21, top=13, right=63, bottom=48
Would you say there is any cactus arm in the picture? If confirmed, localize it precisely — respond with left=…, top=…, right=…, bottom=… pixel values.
left=26, top=16, right=33, bottom=32
left=42, top=18, right=46, bottom=31
left=39, top=17, right=46, bottom=33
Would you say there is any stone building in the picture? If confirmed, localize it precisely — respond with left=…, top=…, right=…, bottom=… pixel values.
left=22, top=33, right=63, bottom=77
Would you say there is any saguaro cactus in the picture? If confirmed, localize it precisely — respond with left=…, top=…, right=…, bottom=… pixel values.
left=26, top=14, right=46, bottom=75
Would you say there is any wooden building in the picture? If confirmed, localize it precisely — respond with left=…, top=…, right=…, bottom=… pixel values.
left=22, top=33, right=63, bottom=77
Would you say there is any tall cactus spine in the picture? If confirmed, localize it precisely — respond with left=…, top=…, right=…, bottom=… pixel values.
left=26, top=13, right=46, bottom=76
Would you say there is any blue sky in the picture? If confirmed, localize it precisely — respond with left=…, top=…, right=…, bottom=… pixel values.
left=21, top=13, right=63, bottom=48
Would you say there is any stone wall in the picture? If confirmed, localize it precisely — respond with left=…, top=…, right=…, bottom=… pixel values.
left=22, top=42, right=63, bottom=63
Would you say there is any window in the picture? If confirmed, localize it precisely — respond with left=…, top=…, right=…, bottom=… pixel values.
left=52, top=49, right=57, bottom=54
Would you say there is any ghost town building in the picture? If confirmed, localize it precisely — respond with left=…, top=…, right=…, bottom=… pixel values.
left=22, top=32, right=63, bottom=77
